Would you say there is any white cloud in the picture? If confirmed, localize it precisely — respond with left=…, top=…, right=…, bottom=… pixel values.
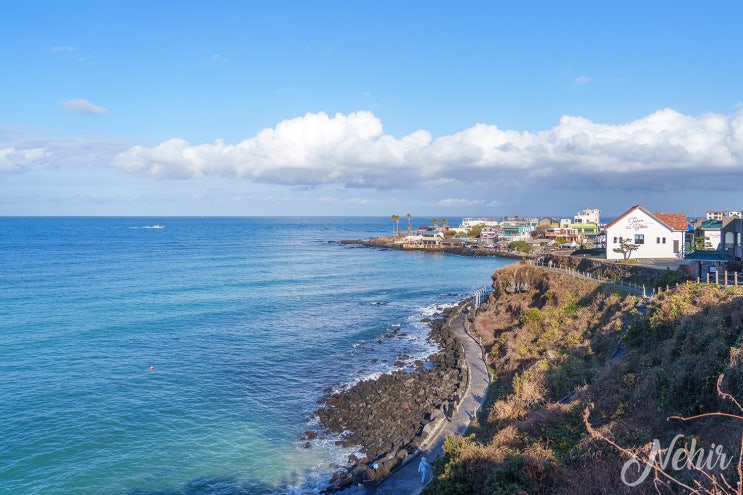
left=52, top=45, right=76, bottom=52
left=318, top=195, right=372, bottom=205
left=438, top=198, right=485, bottom=207
left=61, top=98, right=107, bottom=115
left=0, top=128, right=131, bottom=174
left=108, top=107, right=743, bottom=193
left=574, top=75, right=592, bottom=85
left=437, top=198, right=500, bottom=207
left=0, top=147, right=53, bottom=173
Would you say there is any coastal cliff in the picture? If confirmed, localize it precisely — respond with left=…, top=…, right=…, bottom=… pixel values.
left=423, top=264, right=743, bottom=494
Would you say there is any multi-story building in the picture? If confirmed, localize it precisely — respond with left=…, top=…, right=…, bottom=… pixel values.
left=706, top=210, right=742, bottom=220
left=544, top=227, right=580, bottom=244
left=499, top=218, right=538, bottom=242
left=574, top=208, right=601, bottom=225
left=721, top=219, right=743, bottom=261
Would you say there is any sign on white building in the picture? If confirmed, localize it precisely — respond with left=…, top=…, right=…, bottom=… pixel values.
left=605, top=205, right=687, bottom=260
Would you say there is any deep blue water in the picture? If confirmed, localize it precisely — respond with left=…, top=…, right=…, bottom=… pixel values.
left=0, top=217, right=513, bottom=495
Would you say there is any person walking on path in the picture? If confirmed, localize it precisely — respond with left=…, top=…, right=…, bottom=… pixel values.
left=371, top=308, right=490, bottom=495
left=418, top=456, right=431, bottom=485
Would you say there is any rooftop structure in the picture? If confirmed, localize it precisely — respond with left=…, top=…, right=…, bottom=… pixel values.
left=574, top=208, right=601, bottom=225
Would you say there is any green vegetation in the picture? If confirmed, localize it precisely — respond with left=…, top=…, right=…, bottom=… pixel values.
left=424, top=265, right=743, bottom=495
left=694, top=233, right=713, bottom=250
left=508, top=240, right=531, bottom=254
left=653, top=267, right=687, bottom=289
left=562, top=302, right=585, bottom=315
left=519, top=308, right=543, bottom=326
left=612, top=238, right=639, bottom=260
left=466, top=225, right=484, bottom=238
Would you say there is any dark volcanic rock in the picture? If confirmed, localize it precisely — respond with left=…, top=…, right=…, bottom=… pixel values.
left=316, top=304, right=467, bottom=492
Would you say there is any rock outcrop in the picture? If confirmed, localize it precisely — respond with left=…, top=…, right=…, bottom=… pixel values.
left=316, top=305, right=468, bottom=492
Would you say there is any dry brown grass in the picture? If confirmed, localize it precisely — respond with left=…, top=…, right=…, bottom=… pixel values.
left=586, top=375, right=743, bottom=495
left=426, top=266, right=743, bottom=495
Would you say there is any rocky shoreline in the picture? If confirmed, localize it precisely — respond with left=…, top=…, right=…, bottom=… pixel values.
left=358, top=237, right=524, bottom=259
left=314, top=303, right=469, bottom=492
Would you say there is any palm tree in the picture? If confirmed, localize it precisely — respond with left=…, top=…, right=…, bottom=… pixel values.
left=442, top=218, right=448, bottom=230
left=391, top=214, right=400, bottom=236
left=406, top=213, right=412, bottom=234
left=433, top=218, right=439, bottom=229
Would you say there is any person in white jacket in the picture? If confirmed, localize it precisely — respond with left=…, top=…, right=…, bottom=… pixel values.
left=418, top=456, right=431, bottom=484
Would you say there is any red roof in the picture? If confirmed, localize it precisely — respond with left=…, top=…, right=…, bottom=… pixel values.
left=606, top=205, right=687, bottom=231
left=653, top=213, right=688, bottom=231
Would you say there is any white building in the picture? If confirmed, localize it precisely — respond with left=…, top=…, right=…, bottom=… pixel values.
left=574, top=208, right=601, bottom=225
left=459, top=217, right=500, bottom=228
left=706, top=210, right=742, bottom=220
left=605, top=205, right=688, bottom=260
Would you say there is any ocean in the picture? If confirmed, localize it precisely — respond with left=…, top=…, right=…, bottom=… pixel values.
left=0, top=217, right=514, bottom=495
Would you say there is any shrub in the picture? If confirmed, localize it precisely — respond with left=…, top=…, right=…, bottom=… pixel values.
left=563, top=303, right=582, bottom=315
left=483, top=455, right=533, bottom=494
left=424, top=435, right=479, bottom=495
left=519, top=308, right=543, bottom=326
left=654, top=267, right=687, bottom=289
left=508, top=240, right=531, bottom=254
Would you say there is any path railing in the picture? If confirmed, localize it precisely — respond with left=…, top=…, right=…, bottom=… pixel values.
left=530, top=259, right=649, bottom=297
left=696, top=270, right=743, bottom=286
left=472, top=260, right=742, bottom=313
left=473, top=286, right=492, bottom=308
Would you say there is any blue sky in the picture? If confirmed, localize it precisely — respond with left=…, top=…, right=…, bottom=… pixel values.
left=2, top=1, right=742, bottom=218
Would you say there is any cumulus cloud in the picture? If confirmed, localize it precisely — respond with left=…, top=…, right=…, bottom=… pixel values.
left=0, top=147, right=53, bottom=173
left=112, top=108, right=743, bottom=192
left=61, top=98, right=107, bottom=115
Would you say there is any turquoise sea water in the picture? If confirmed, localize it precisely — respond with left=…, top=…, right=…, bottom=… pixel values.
left=0, top=217, right=513, bottom=495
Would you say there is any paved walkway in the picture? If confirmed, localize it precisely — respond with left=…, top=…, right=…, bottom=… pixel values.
left=370, top=307, right=491, bottom=495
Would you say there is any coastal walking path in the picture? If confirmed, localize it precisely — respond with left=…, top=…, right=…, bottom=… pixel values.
left=370, top=307, right=491, bottom=495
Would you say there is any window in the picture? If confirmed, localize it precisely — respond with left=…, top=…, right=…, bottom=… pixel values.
left=613, top=236, right=618, bottom=244
left=725, top=232, right=734, bottom=249
left=635, top=234, right=644, bottom=244
left=656, top=237, right=660, bottom=244
left=662, top=237, right=666, bottom=244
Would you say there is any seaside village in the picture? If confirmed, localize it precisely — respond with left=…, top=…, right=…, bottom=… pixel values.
left=386, top=205, right=743, bottom=282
